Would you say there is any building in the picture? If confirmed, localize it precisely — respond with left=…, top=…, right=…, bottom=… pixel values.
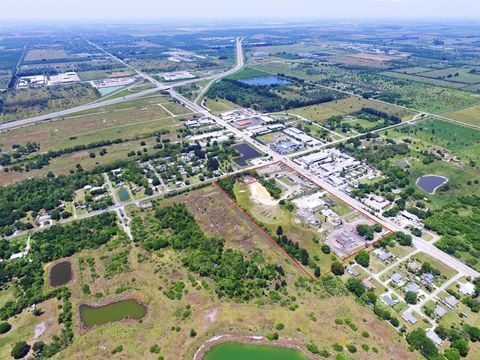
left=421, top=273, right=435, bottom=286
left=404, top=283, right=420, bottom=294
left=434, top=305, right=447, bottom=318
left=362, top=278, right=376, bottom=290
left=390, top=273, right=404, bottom=286
left=381, top=294, right=397, bottom=307
left=271, top=139, right=301, bottom=154
left=347, top=266, right=360, bottom=277
left=17, top=75, right=48, bottom=88
left=444, top=295, right=459, bottom=309
left=459, top=282, right=475, bottom=296
left=426, top=329, right=442, bottom=346
left=402, top=311, right=418, bottom=325
left=377, top=250, right=393, bottom=262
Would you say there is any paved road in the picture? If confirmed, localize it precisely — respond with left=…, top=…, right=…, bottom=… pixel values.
left=194, top=37, right=245, bottom=104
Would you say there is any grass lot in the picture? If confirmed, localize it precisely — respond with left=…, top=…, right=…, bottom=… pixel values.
left=24, top=49, right=68, bottom=61
left=386, top=118, right=480, bottom=165
left=286, top=96, right=414, bottom=125
left=0, top=95, right=190, bottom=152
left=0, top=136, right=160, bottom=185
left=78, top=69, right=134, bottom=81
left=225, top=67, right=270, bottom=80
left=205, top=98, right=240, bottom=114
left=52, top=186, right=416, bottom=360
left=443, top=104, right=480, bottom=127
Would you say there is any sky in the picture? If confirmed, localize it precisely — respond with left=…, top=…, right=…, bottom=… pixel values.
left=1, top=0, right=479, bottom=21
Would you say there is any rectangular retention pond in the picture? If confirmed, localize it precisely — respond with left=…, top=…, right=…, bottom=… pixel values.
left=239, top=76, right=289, bottom=86
left=204, top=343, right=308, bottom=360
left=79, top=299, right=147, bottom=328
left=49, top=261, right=73, bottom=287
left=233, top=143, right=262, bottom=167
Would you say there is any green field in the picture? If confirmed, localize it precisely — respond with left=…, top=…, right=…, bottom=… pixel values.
left=387, top=118, right=480, bottom=165
left=443, top=104, right=480, bottom=127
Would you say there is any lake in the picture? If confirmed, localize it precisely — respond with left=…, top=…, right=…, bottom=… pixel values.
left=118, top=187, right=130, bottom=201
left=79, top=299, right=147, bottom=328
left=416, top=175, right=448, bottom=194
left=204, top=343, right=308, bottom=360
left=233, top=143, right=262, bottom=167
left=49, top=261, right=73, bottom=287
left=239, top=76, right=289, bottom=86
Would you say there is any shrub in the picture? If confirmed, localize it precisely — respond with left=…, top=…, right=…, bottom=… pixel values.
left=361, top=343, right=369, bottom=351
left=266, top=332, right=279, bottom=341
left=275, top=323, right=285, bottom=330
left=346, top=344, right=357, bottom=353
left=11, top=341, right=30, bottom=359
left=150, top=344, right=161, bottom=354
left=306, top=343, right=319, bottom=354
left=0, top=322, right=12, bottom=334
left=332, top=343, right=343, bottom=352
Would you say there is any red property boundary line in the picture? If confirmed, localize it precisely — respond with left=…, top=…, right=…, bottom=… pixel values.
left=214, top=160, right=397, bottom=281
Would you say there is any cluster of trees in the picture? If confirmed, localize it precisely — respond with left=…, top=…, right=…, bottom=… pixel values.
left=360, top=107, right=402, bottom=124
left=152, top=204, right=284, bottom=300
left=275, top=226, right=311, bottom=267
left=257, top=175, right=282, bottom=199
left=0, top=214, right=116, bottom=358
left=152, top=140, right=238, bottom=185
left=0, top=213, right=118, bottom=320
left=346, top=278, right=376, bottom=303
left=0, top=169, right=103, bottom=236
left=355, top=250, right=370, bottom=268
left=426, top=196, right=480, bottom=264
left=356, top=223, right=382, bottom=240
left=207, top=78, right=342, bottom=113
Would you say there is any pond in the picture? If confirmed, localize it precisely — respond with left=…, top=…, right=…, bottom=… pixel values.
left=98, top=86, right=123, bottom=96
left=117, top=187, right=131, bottom=201
left=239, top=76, right=290, bottom=86
left=233, top=143, right=262, bottom=167
left=204, top=343, right=308, bottom=360
left=79, top=299, right=147, bottom=328
left=416, top=175, right=448, bottom=194
left=49, top=261, right=73, bottom=287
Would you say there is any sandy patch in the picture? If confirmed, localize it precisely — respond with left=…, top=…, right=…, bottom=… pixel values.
left=33, top=321, right=47, bottom=339
left=249, top=182, right=278, bottom=206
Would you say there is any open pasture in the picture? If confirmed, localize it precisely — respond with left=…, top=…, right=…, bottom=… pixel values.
left=0, top=95, right=191, bottom=152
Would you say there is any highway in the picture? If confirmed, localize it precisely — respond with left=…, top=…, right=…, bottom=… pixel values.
left=0, top=38, right=244, bottom=132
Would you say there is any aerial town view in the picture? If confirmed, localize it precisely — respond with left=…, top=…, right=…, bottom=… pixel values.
left=1, top=0, right=480, bottom=359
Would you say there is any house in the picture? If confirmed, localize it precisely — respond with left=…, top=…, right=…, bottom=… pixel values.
left=402, top=311, right=418, bottom=325
left=407, top=261, right=421, bottom=271
left=404, top=283, right=420, bottom=294
left=362, top=278, right=376, bottom=290
left=421, top=273, right=435, bottom=286
left=347, top=266, right=360, bottom=277
left=434, top=305, right=447, bottom=318
left=381, top=294, right=397, bottom=307
left=459, top=282, right=475, bottom=296
left=426, top=329, right=442, bottom=346
left=390, top=273, right=404, bottom=286
left=378, top=251, right=393, bottom=262
left=444, top=295, right=459, bottom=310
